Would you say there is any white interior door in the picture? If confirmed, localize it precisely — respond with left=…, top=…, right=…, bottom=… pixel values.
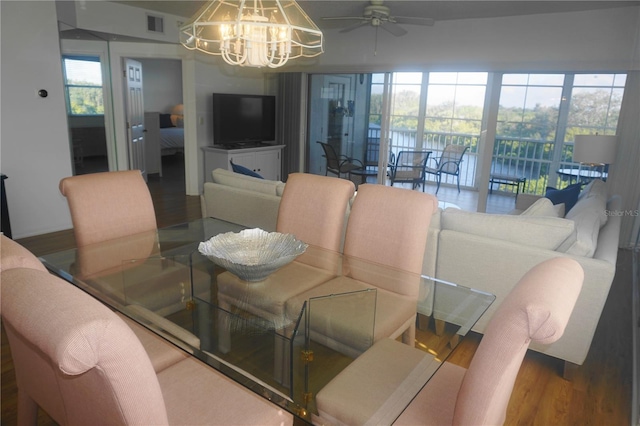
left=124, top=58, right=146, bottom=180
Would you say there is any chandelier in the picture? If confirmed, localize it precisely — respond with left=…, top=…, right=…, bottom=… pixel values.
left=180, top=0, right=324, bottom=68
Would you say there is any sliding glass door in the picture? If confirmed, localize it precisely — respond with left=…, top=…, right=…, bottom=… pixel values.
left=306, top=71, right=626, bottom=195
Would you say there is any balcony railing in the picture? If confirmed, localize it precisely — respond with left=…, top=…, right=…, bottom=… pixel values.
left=366, top=127, right=579, bottom=194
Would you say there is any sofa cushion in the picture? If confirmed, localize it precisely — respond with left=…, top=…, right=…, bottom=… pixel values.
left=441, top=208, right=575, bottom=250
left=520, top=197, right=563, bottom=217
left=545, top=183, right=581, bottom=213
left=561, top=195, right=608, bottom=257
left=211, top=168, right=280, bottom=196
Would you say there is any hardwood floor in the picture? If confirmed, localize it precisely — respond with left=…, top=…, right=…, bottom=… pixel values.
left=1, top=160, right=633, bottom=425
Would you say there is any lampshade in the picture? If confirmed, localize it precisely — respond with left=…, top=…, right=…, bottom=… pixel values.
left=180, top=0, right=323, bottom=68
left=573, top=135, right=618, bottom=165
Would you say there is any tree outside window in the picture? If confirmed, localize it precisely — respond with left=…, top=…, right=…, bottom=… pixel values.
left=63, top=57, right=104, bottom=115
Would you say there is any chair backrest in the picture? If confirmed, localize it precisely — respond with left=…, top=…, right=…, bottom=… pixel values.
left=277, top=173, right=355, bottom=253
left=1, top=268, right=169, bottom=425
left=392, top=150, right=431, bottom=179
left=343, top=184, right=438, bottom=296
left=317, top=141, right=341, bottom=172
left=439, top=144, right=468, bottom=174
left=59, top=170, right=157, bottom=247
left=453, top=257, right=583, bottom=425
left=0, top=235, right=47, bottom=273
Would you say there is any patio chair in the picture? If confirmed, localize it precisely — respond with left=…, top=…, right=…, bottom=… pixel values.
left=389, top=150, right=431, bottom=191
left=425, top=144, right=469, bottom=194
left=317, top=141, right=364, bottom=179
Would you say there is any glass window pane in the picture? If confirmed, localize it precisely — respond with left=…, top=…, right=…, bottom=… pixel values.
left=454, top=85, right=486, bottom=108
left=614, top=74, right=627, bottom=86
left=68, top=87, right=104, bottom=115
left=394, top=72, right=422, bottom=84
left=457, top=72, right=488, bottom=85
left=371, top=73, right=386, bottom=84
left=497, top=86, right=526, bottom=121
left=426, top=86, right=455, bottom=116
left=424, top=118, right=452, bottom=133
left=528, top=74, right=564, bottom=86
left=574, top=74, right=615, bottom=87
left=523, top=87, right=563, bottom=110
left=429, top=72, right=458, bottom=84
left=502, top=74, right=529, bottom=85
left=64, top=58, right=102, bottom=86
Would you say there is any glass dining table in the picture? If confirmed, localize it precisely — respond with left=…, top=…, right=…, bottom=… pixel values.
left=40, top=217, right=494, bottom=424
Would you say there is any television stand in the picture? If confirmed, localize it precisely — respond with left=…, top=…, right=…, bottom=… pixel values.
left=202, top=145, right=285, bottom=182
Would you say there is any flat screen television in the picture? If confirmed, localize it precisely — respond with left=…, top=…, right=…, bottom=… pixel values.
left=212, top=93, right=276, bottom=147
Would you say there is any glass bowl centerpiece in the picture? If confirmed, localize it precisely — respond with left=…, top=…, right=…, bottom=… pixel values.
left=198, top=228, right=307, bottom=282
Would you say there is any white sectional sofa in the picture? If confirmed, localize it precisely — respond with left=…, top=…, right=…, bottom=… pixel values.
left=201, top=169, right=622, bottom=373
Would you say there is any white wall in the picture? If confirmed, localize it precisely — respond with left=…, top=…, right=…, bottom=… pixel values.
left=282, top=6, right=640, bottom=73
left=137, top=58, right=183, bottom=113
left=1, top=0, right=74, bottom=238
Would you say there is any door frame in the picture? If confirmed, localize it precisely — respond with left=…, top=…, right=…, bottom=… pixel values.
left=107, top=42, right=198, bottom=195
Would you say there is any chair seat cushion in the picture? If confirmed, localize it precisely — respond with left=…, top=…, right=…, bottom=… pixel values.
left=158, top=357, right=292, bottom=425
left=216, top=260, right=337, bottom=328
left=316, top=338, right=439, bottom=425
left=285, top=276, right=417, bottom=355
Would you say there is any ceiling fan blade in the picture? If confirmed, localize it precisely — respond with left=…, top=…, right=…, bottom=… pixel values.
left=340, top=21, right=371, bottom=33
left=381, top=21, right=408, bottom=37
left=393, top=16, right=436, bottom=26
left=322, top=16, right=368, bottom=21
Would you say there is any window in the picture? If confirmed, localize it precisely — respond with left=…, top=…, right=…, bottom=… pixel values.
left=565, top=73, right=626, bottom=139
left=63, top=56, right=104, bottom=115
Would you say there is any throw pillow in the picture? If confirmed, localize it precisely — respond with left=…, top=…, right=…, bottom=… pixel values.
left=545, top=183, right=581, bottom=214
left=159, top=113, right=174, bottom=128
left=230, top=162, right=264, bottom=179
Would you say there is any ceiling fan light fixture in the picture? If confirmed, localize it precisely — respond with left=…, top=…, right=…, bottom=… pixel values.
left=180, top=0, right=323, bottom=68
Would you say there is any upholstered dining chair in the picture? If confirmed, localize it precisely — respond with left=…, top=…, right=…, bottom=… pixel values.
left=315, top=257, right=584, bottom=425
left=396, top=257, right=584, bottom=425
left=59, top=170, right=157, bottom=247
left=59, top=170, right=209, bottom=367
left=217, top=173, right=356, bottom=332
left=424, top=144, right=469, bottom=194
left=284, top=183, right=438, bottom=357
left=1, top=267, right=292, bottom=426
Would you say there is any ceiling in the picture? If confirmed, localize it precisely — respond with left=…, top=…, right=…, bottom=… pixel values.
left=112, top=0, right=637, bottom=29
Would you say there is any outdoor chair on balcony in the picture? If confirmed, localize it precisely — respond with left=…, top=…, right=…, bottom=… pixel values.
left=425, top=144, right=469, bottom=194
left=389, top=150, right=432, bottom=191
left=317, top=141, right=364, bottom=179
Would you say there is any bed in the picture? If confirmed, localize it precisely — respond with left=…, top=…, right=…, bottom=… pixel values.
left=145, top=111, right=184, bottom=176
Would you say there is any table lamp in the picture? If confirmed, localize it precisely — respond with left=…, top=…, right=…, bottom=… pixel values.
left=573, top=134, right=618, bottom=180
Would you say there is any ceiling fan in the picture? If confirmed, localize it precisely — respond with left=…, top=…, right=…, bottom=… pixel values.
left=322, top=0, right=435, bottom=37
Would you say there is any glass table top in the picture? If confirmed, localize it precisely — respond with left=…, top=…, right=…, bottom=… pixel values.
left=40, top=217, right=495, bottom=423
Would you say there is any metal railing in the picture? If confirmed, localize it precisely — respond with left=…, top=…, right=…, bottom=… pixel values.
left=366, top=127, right=580, bottom=194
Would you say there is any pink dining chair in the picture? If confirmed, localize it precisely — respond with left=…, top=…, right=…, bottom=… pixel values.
left=59, top=170, right=157, bottom=247
left=1, top=267, right=292, bottom=426
left=284, top=183, right=439, bottom=357
left=0, top=234, right=47, bottom=273
left=315, top=257, right=584, bottom=425
left=395, top=257, right=584, bottom=425
left=217, top=173, right=356, bottom=333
